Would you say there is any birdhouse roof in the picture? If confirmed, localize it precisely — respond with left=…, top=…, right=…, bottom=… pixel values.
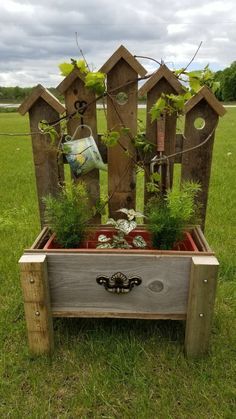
left=100, top=45, right=147, bottom=76
left=139, top=64, right=184, bottom=96
left=18, top=84, right=65, bottom=115
left=57, top=67, right=86, bottom=94
left=184, top=85, right=226, bottom=116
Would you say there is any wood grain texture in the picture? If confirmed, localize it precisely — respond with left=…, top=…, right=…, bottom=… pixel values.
left=192, top=226, right=212, bottom=252
left=185, top=256, right=219, bottom=358
left=61, top=74, right=101, bottom=223
left=106, top=58, right=138, bottom=217
left=57, top=67, right=85, bottom=94
left=18, top=84, right=65, bottom=116
left=139, top=64, right=184, bottom=97
left=46, top=253, right=191, bottom=315
left=184, top=86, right=226, bottom=117
left=29, top=97, right=64, bottom=227
left=181, top=99, right=218, bottom=230
left=30, top=227, right=49, bottom=250
left=53, top=310, right=186, bottom=320
left=100, top=45, right=146, bottom=77
left=144, top=78, right=180, bottom=203
left=19, top=254, right=54, bottom=354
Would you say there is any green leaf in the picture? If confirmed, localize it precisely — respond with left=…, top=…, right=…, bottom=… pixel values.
left=116, top=219, right=137, bottom=234
left=101, top=130, right=120, bottom=147
left=59, top=62, right=74, bottom=76
left=188, top=70, right=202, bottom=79
left=146, top=182, right=160, bottom=194
left=150, top=172, right=161, bottom=182
left=212, top=81, right=220, bottom=93
left=85, top=71, right=106, bottom=95
left=150, top=97, right=166, bottom=122
left=96, top=243, right=113, bottom=249
left=189, top=77, right=201, bottom=92
left=98, top=235, right=111, bottom=243
left=75, top=59, right=88, bottom=74
left=133, top=235, right=147, bottom=248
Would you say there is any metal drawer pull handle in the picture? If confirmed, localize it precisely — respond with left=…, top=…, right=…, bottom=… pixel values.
left=96, top=272, right=142, bottom=294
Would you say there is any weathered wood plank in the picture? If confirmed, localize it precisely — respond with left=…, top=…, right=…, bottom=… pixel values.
left=100, top=44, right=146, bottom=78
left=193, top=226, right=212, bottom=253
left=19, top=254, right=54, bottom=355
left=29, top=97, right=64, bottom=227
left=184, top=86, right=226, bottom=117
left=185, top=256, right=219, bottom=357
left=144, top=75, right=182, bottom=203
left=58, top=70, right=101, bottom=223
left=46, top=254, right=191, bottom=315
left=106, top=59, right=138, bottom=216
left=181, top=99, right=218, bottom=230
left=30, top=227, right=49, bottom=250
left=53, top=310, right=186, bottom=320
left=18, top=84, right=65, bottom=116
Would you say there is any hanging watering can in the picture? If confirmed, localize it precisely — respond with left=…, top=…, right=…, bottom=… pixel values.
left=62, top=125, right=106, bottom=177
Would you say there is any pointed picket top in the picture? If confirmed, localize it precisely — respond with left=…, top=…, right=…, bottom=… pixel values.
left=139, top=64, right=184, bottom=97
left=184, top=85, right=226, bottom=116
left=100, top=44, right=147, bottom=76
left=57, top=67, right=86, bottom=94
left=18, top=84, right=65, bottom=116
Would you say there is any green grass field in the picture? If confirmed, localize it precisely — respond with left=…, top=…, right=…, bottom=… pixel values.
left=0, top=109, right=235, bottom=418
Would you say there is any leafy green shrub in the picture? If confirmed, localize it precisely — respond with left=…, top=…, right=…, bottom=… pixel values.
left=43, top=182, right=91, bottom=248
left=146, top=181, right=201, bottom=250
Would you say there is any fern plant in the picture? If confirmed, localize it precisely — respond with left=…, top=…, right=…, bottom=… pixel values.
left=146, top=181, right=201, bottom=250
left=43, top=182, right=91, bottom=248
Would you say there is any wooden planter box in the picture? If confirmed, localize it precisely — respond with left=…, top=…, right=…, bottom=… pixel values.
left=19, top=226, right=218, bottom=358
left=18, top=47, right=225, bottom=358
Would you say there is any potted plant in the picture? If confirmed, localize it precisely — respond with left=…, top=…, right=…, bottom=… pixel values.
left=43, top=181, right=91, bottom=249
left=42, top=180, right=200, bottom=252
left=146, top=181, right=201, bottom=250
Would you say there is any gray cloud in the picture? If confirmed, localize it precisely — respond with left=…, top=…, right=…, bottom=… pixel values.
left=0, top=0, right=235, bottom=86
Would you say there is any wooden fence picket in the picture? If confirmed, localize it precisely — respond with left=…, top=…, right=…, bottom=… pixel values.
left=100, top=45, right=147, bottom=218
left=181, top=86, right=226, bottom=230
left=18, top=85, right=65, bottom=227
left=139, top=64, right=184, bottom=204
left=57, top=68, right=101, bottom=223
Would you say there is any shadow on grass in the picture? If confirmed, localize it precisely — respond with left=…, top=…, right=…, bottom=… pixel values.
left=54, top=317, right=185, bottom=350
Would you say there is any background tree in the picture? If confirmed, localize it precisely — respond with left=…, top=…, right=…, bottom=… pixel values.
left=214, top=61, right=236, bottom=101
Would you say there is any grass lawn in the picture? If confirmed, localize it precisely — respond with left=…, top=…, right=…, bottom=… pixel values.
left=0, top=109, right=235, bottom=418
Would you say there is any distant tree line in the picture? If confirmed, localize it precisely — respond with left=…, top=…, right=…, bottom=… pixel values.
left=0, top=86, right=61, bottom=102
left=1, top=62, right=236, bottom=102
left=214, top=61, right=236, bottom=101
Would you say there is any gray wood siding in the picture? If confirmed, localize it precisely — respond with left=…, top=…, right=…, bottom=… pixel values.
left=46, top=254, right=191, bottom=316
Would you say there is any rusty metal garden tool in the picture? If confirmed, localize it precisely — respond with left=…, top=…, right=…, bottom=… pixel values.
left=150, top=112, right=170, bottom=193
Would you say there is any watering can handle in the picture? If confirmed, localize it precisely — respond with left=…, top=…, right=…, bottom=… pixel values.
left=65, top=124, right=93, bottom=142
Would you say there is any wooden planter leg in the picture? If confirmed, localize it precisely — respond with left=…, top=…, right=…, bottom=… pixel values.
left=19, top=254, right=54, bottom=355
left=185, top=256, right=219, bottom=358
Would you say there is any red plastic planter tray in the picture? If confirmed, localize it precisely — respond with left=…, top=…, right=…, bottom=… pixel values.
left=44, top=228, right=199, bottom=251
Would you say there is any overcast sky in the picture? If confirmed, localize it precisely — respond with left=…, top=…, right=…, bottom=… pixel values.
left=0, top=0, right=235, bottom=87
